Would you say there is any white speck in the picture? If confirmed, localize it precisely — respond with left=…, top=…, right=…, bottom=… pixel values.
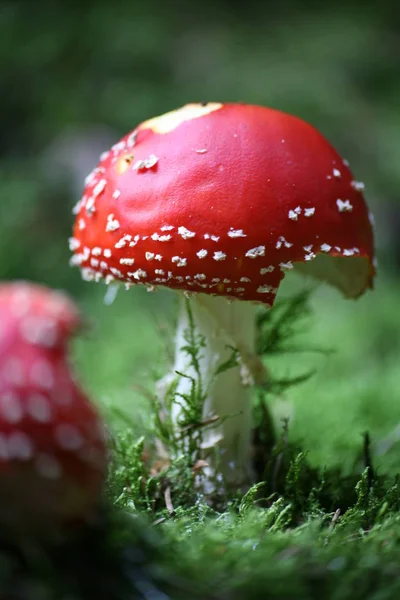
left=113, top=189, right=121, bottom=199
left=30, top=359, right=54, bottom=390
left=106, top=214, right=120, bottom=232
left=211, top=235, right=220, bottom=242
left=155, top=269, right=165, bottom=275
left=240, top=277, right=251, bottom=282
left=197, top=249, right=207, bottom=259
left=127, top=130, right=138, bottom=147
left=68, top=237, right=80, bottom=251
left=93, top=178, right=107, bottom=198
left=195, top=148, right=207, bottom=154
left=79, top=218, right=86, bottom=230
left=161, top=225, right=174, bottom=231
left=211, top=278, right=220, bottom=283
left=213, top=251, right=226, bottom=261
left=246, top=246, right=265, bottom=258
left=280, top=262, right=293, bottom=270
left=333, top=168, right=341, bottom=178
left=111, top=141, right=126, bottom=153
left=130, top=235, right=140, bottom=247
left=27, top=393, right=51, bottom=423
left=133, top=154, right=158, bottom=170
left=336, top=199, right=353, bottom=213
left=85, top=196, right=96, bottom=216
left=130, top=269, right=147, bottom=280
left=288, top=209, right=301, bottom=221
left=155, top=254, right=162, bottom=261
left=91, top=247, right=102, bottom=256
left=178, top=226, right=195, bottom=239
left=175, top=276, right=184, bottom=283
left=8, top=432, right=33, bottom=460
left=36, top=453, right=62, bottom=480
left=257, top=285, right=274, bottom=293
left=304, top=207, right=315, bottom=217
left=90, top=258, right=99, bottom=268
left=103, top=249, right=112, bottom=258
left=304, top=252, right=316, bottom=261
left=228, top=229, right=246, bottom=238
left=115, top=235, right=132, bottom=249
left=81, top=267, right=96, bottom=281
left=72, top=199, right=83, bottom=215
left=260, top=266, right=274, bottom=274
left=303, top=245, right=313, bottom=252
left=172, top=256, right=187, bottom=267
left=151, top=233, right=172, bottom=242
left=100, top=150, right=110, bottom=162
left=105, top=275, right=115, bottom=285
left=2, top=358, right=25, bottom=386
left=194, top=274, right=206, bottom=280
left=120, top=258, right=135, bottom=266
left=20, top=316, right=58, bottom=349
left=320, top=244, right=332, bottom=252
left=110, top=267, right=123, bottom=278
left=0, top=392, right=23, bottom=424
left=351, top=180, right=365, bottom=192
left=235, top=288, right=245, bottom=293
left=145, top=252, right=155, bottom=261
left=55, top=423, right=84, bottom=451
left=276, top=236, right=293, bottom=249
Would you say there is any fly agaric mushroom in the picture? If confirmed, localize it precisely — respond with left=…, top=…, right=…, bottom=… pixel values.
left=69, top=103, right=375, bottom=487
left=0, top=281, right=107, bottom=531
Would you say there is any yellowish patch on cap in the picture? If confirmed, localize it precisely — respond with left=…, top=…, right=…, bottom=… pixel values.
left=116, top=154, right=134, bottom=175
left=139, top=103, right=223, bottom=134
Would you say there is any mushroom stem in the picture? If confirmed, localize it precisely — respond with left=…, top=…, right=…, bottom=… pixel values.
left=168, top=294, right=268, bottom=488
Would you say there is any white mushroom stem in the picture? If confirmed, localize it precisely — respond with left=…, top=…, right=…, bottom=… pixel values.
left=164, top=294, right=268, bottom=487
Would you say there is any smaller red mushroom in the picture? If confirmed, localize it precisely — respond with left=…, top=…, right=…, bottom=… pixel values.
left=0, top=281, right=107, bottom=532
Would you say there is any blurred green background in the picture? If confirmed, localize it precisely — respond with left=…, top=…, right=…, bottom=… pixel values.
left=1, top=0, right=399, bottom=471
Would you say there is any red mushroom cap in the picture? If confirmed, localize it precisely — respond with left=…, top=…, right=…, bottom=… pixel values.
left=70, top=103, right=375, bottom=305
left=0, top=282, right=106, bottom=528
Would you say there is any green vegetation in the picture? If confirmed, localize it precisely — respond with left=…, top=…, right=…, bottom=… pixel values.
left=1, top=0, right=400, bottom=597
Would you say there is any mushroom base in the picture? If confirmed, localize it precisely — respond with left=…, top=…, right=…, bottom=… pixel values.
left=161, top=294, right=265, bottom=490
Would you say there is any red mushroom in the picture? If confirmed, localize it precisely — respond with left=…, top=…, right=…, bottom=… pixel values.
left=69, top=103, right=375, bottom=487
left=0, top=281, right=107, bottom=531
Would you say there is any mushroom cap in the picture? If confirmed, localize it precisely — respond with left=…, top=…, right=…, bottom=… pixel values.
left=70, top=103, right=375, bottom=305
left=0, top=282, right=107, bottom=528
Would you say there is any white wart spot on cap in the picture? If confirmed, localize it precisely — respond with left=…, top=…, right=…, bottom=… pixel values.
left=178, top=226, right=195, bottom=239
left=320, top=243, right=332, bottom=253
left=197, top=249, right=207, bottom=259
left=228, top=229, right=246, bottom=238
left=36, top=453, right=62, bottom=480
left=2, top=357, right=25, bottom=386
left=27, top=393, right=51, bottom=423
left=260, top=266, right=274, bottom=275
left=245, top=246, right=265, bottom=258
left=20, top=316, right=59, bottom=349
left=0, top=392, right=23, bottom=424
left=172, top=256, right=187, bottom=267
left=133, top=154, right=158, bottom=170
left=55, top=423, right=84, bottom=451
left=7, top=432, right=33, bottom=460
left=336, top=199, right=353, bottom=213
left=351, top=181, right=365, bottom=192
left=257, top=285, right=274, bottom=294
left=106, top=214, right=120, bottom=232
left=213, top=251, right=226, bottom=261
left=30, top=359, right=54, bottom=390
left=280, top=261, right=294, bottom=270
left=304, top=208, right=315, bottom=217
